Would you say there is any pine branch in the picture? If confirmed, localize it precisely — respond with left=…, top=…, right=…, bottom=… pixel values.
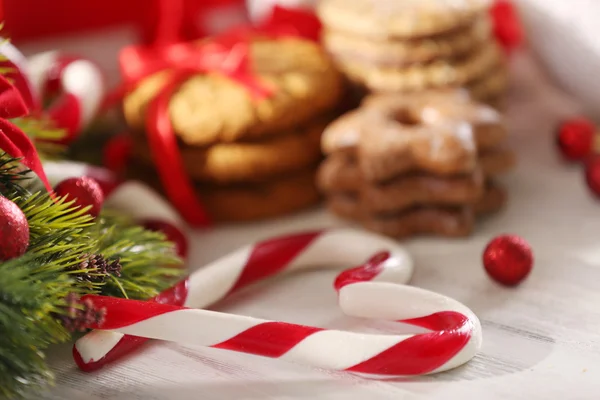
left=93, top=212, right=184, bottom=299
left=0, top=150, right=185, bottom=397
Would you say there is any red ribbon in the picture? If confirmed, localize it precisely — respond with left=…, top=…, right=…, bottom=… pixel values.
left=117, top=2, right=321, bottom=226
left=0, top=75, right=53, bottom=193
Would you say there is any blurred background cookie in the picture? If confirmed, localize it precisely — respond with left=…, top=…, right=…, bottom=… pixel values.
left=317, top=90, right=514, bottom=239
left=317, top=0, right=508, bottom=108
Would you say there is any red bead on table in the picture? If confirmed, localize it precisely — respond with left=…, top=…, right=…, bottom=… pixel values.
left=483, top=235, right=533, bottom=286
left=54, top=176, right=105, bottom=218
left=556, top=117, right=597, bottom=162
left=0, top=197, right=29, bottom=261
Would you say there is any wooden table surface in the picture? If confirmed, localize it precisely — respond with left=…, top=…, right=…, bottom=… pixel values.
left=39, top=52, right=600, bottom=399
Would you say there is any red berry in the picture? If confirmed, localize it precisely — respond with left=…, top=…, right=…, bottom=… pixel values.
left=0, top=197, right=29, bottom=261
left=585, top=155, right=600, bottom=198
left=483, top=235, right=533, bottom=286
left=54, top=177, right=105, bottom=218
left=142, top=220, right=188, bottom=259
left=556, top=117, right=596, bottom=161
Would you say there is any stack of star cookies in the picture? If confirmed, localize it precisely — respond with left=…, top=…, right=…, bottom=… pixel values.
left=317, top=91, right=514, bottom=238
left=317, top=0, right=507, bottom=108
left=124, top=36, right=343, bottom=222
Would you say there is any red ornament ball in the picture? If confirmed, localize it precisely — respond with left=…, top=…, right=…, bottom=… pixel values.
left=483, top=235, right=533, bottom=286
left=0, top=196, right=30, bottom=261
left=585, top=155, right=600, bottom=198
left=54, top=177, right=105, bottom=217
left=556, top=117, right=596, bottom=161
left=142, top=220, right=188, bottom=259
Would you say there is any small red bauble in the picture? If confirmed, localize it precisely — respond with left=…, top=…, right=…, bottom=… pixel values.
left=0, top=196, right=30, bottom=261
left=54, top=177, right=105, bottom=218
left=585, top=155, right=600, bottom=198
left=142, top=220, right=188, bottom=259
left=556, top=117, right=596, bottom=161
left=483, top=235, right=533, bottom=286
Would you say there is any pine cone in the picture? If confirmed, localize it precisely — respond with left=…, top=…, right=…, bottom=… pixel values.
left=70, top=254, right=123, bottom=283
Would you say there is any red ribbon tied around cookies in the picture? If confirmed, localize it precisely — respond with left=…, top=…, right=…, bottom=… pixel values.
left=120, top=31, right=274, bottom=227
left=0, top=75, right=53, bottom=193
left=117, top=0, right=321, bottom=226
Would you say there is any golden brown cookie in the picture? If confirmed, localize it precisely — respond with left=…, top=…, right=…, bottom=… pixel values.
left=321, top=91, right=508, bottom=181
left=131, top=117, right=327, bottom=184
left=318, top=0, right=491, bottom=40
left=474, top=181, right=507, bottom=215
left=317, top=154, right=484, bottom=213
left=466, top=65, right=509, bottom=102
left=327, top=195, right=475, bottom=238
left=124, top=37, right=343, bottom=147
left=479, top=148, right=516, bottom=177
left=323, top=16, right=492, bottom=67
left=127, top=164, right=321, bottom=223
left=333, top=42, right=502, bottom=93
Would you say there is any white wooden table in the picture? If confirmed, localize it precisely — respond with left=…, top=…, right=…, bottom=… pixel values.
left=38, top=52, right=600, bottom=399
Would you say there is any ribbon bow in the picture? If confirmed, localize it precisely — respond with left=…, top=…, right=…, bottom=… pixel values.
left=0, top=75, right=52, bottom=193
left=120, top=30, right=275, bottom=227
left=115, top=0, right=322, bottom=227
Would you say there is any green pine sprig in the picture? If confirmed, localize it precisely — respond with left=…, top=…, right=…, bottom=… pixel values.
left=0, top=152, right=185, bottom=398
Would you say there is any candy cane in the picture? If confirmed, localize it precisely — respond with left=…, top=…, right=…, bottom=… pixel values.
left=74, top=228, right=482, bottom=375
left=43, top=160, right=183, bottom=227
left=27, top=51, right=105, bottom=143
left=82, top=247, right=480, bottom=376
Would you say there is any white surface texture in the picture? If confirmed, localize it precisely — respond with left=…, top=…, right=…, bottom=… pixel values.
left=37, top=52, right=600, bottom=398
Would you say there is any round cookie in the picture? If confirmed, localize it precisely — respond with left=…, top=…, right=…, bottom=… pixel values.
left=467, top=65, right=509, bottom=102
left=335, top=42, right=502, bottom=93
left=127, top=164, right=321, bottom=223
left=124, top=37, right=343, bottom=147
left=479, top=148, right=516, bottom=177
left=318, top=0, right=491, bottom=40
left=131, top=117, right=327, bottom=184
left=323, top=16, right=492, bottom=67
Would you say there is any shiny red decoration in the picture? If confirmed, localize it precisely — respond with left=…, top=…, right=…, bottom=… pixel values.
left=483, top=235, right=533, bottom=286
left=142, top=220, right=188, bottom=259
left=54, top=177, right=105, bottom=218
left=556, top=118, right=597, bottom=161
left=0, top=197, right=30, bottom=261
left=490, top=0, right=524, bottom=53
left=584, top=155, right=600, bottom=198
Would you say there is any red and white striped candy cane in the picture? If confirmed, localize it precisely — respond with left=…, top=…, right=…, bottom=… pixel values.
left=43, top=160, right=184, bottom=228
left=75, top=228, right=482, bottom=376
left=82, top=247, right=481, bottom=376
left=27, top=51, right=105, bottom=143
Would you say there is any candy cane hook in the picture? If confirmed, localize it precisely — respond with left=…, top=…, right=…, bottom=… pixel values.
left=83, top=250, right=480, bottom=376
left=74, top=229, right=482, bottom=375
left=27, top=51, right=105, bottom=142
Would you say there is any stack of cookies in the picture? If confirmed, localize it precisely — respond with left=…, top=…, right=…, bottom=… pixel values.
left=317, top=91, right=514, bottom=238
left=124, top=36, right=343, bottom=222
left=317, top=0, right=508, bottom=108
